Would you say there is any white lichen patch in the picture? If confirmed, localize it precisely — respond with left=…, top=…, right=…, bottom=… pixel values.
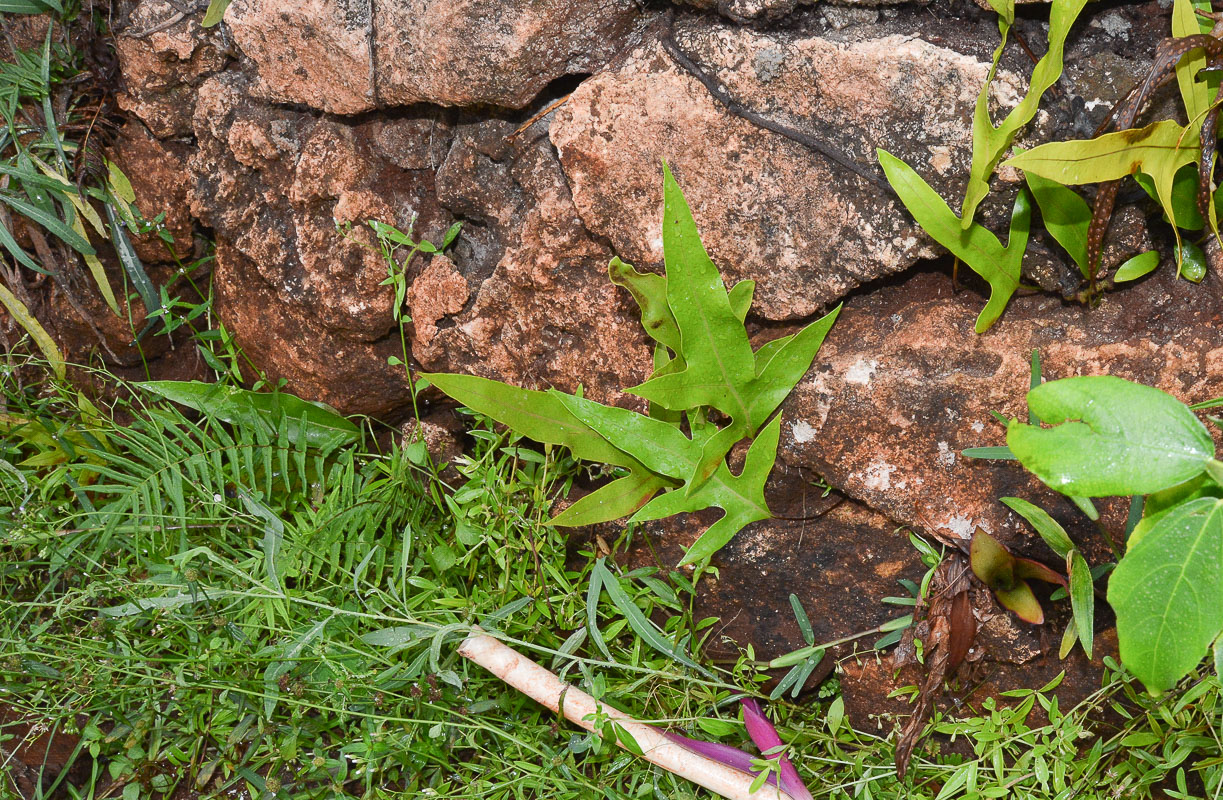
left=845, top=357, right=878, bottom=385
left=971, top=420, right=984, bottom=433
left=943, top=515, right=975, bottom=539
left=790, top=420, right=817, bottom=444
left=936, top=441, right=956, bottom=468
left=860, top=460, right=896, bottom=491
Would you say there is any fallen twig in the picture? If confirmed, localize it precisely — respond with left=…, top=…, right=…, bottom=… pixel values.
left=458, top=629, right=799, bottom=800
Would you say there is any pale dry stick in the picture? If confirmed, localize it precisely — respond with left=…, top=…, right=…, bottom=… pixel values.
left=458, top=629, right=798, bottom=800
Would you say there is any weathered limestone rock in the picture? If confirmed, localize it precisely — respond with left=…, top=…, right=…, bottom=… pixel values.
left=225, top=0, right=375, bottom=114
left=115, top=1, right=230, bottom=138
left=374, top=0, right=646, bottom=109
left=779, top=265, right=1223, bottom=557
left=420, top=120, right=652, bottom=407
left=187, top=75, right=650, bottom=414
left=551, top=20, right=1025, bottom=321
left=224, top=0, right=646, bottom=113
left=107, top=121, right=196, bottom=262
left=187, top=74, right=446, bottom=414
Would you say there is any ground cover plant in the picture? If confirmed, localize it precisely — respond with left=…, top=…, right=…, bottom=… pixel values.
left=7, top=359, right=1223, bottom=799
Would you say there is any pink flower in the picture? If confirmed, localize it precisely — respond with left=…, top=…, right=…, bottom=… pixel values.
left=664, top=698, right=813, bottom=800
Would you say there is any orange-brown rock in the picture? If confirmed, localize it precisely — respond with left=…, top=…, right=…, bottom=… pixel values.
left=551, top=19, right=1026, bottom=321
left=780, top=265, right=1223, bottom=558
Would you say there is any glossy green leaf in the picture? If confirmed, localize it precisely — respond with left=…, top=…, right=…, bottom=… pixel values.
left=549, top=471, right=671, bottom=528
left=1026, top=172, right=1090, bottom=275
left=1108, top=498, right=1223, bottom=693
left=138, top=381, right=360, bottom=451
left=1178, top=241, right=1208, bottom=283
left=1007, top=376, right=1215, bottom=496
left=1000, top=496, right=1074, bottom=558
left=632, top=416, right=780, bottom=566
left=1113, top=251, right=1161, bottom=283
left=960, top=0, right=1088, bottom=226
left=201, top=0, right=233, bottom=26
left=1134, top=163, right=1217, bottom=232
left=423, top=373, right=644, bottom=470
left=878, top=149, right=1029, bottom=332
left=1005, top=120, right=1199, bottom=236
left=1068, top=549, right=1094, bottom=659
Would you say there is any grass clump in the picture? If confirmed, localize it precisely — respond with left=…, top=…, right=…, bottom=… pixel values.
left=2, top=358, right=1223, bottom=799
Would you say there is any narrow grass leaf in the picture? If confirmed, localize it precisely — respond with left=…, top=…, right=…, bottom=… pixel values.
left=1001, top=497, right=1074, bottom=558
left=592, top=558, right=703, bottom=673
left=0, top=279, right=64, bottom=379
left=1068, top=549, right=1094, bottom=659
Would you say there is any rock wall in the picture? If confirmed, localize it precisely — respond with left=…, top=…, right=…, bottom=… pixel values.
left=98, top=0, right=1213, bottom=543
left=30, top=0, right=1222, bottom=718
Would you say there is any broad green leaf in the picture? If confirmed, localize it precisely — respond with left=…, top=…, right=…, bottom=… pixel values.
left=960, top=0, right=1088, bottom=226
left=1025, top=172, right=1090, bottom=275
left=1178, top=241, right=1208, bottom=282
left=1000, top=496, right=1074, bottom=558
left=549, top=471, right=671, bottom=527
left=632, top=415, right=780, bottom=566
left=0, top=279, right=64, bottom=379
left=202, top=0, right=233, bottom=26
left=1131, top=474, right=1223, bottom=546
left=138, top=380, right=360, bottom=451
left=1173, top=0, right=1219, bottom=124
left=1135, top=162, right=1220, bottom=232
left=609, top=257, right=679, bottom=352
left=1068, top=549, right=1094, bottom=659
left=878, top=149, right=1029, bottom=332
left=423, top=373, right=644, bottom=470
left=1109, top=497, right=1223, bottom=693
left=1113, top=251, right=1161, bottom=282
left=1004, top=120, right=1199, bottom=237
left=550, top=390, right=697, bottom=479
left=1008, top=376, right=1214, bottom=497
left=629, top=164, right=756, bottom=425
